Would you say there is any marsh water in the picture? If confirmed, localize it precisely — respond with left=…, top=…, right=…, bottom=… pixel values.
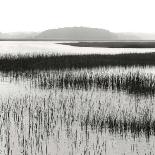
left=0, top=41, right=155, bottom=56
left=0, top=42, right=155, bottom=155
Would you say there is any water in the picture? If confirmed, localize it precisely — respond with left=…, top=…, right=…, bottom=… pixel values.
left=0, top=41, right=155, bottom=56
left=0, top=42, right=155, bottom=154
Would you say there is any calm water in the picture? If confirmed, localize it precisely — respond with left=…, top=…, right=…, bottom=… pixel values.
left=0, top=41, right=155, bottom=56
left=0, top=42, right=155, bottom=155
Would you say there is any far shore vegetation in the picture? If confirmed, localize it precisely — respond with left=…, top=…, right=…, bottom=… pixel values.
left=59, top=41, right=155, bottom=48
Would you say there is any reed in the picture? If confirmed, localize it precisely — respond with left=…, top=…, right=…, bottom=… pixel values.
left=0, top=52, right=155, bottom=71
left=6, top=68, right=155, bottom=95
left=0, top=82, right=155, bottom=154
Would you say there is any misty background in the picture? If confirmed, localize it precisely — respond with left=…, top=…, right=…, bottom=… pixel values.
left=1, top=27, right=155, bottom=40
left=1, top=0, right=155, bottom=40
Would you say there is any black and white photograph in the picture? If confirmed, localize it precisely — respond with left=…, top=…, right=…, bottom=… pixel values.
left=0, top=0, right=155, bottom=154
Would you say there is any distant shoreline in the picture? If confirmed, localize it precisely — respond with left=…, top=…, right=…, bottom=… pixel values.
left=1, top=40, right=155, bottom=48
left=59, top=41, right=155, bottom=48
left=1, top=39, right=155, bottom=42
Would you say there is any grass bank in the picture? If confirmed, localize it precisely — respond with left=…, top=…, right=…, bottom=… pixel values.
left=60, top=41, right=155, bottom=48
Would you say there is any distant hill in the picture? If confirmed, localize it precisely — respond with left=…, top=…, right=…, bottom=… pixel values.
left=1, top=27, right=155, bottom=40
left=35, top=27, right=118, bottom=41
left=36, top=27, right=142, bottom=41
left=0, top=32, right=38, bottom=39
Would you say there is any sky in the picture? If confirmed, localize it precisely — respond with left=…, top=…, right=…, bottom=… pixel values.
left=0, top=0, right=155, bottom=33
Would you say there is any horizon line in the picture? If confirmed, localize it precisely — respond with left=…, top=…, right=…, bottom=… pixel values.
left=1, top=26, right=155, bottom=34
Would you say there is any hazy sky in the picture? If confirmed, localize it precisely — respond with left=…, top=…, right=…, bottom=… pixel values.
left=0, top=0, right=155, bottom=33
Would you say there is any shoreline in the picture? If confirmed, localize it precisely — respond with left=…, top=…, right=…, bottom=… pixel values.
left=59, top=41, right=155, bottom=48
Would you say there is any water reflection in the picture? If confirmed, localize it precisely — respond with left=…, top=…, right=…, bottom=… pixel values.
left=0, top=66, right=155, bottom=154
left=0, top=41, right=155, bottom=56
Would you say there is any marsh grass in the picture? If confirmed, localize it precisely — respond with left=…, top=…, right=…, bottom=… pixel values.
left=5, top=67, right=155, bottom=95
left=1, top=66, right=155, bottom=136
left=1, top=53, right=155, bottom=154
left=0, top=88, right=155, bottom=154
left=1, top=52, right=155, bottom=71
